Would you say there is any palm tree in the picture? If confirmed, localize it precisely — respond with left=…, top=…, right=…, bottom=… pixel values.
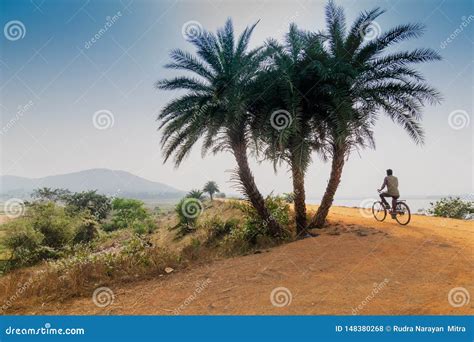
left=310, top=1, right=442, bottom=227
left=203, top=181, right=219, bottom=201
left=249, top=25, right=327, bottom=236
left=157, top=19, right=283, bottom=236
left=186, top=189, right=205, bottom=201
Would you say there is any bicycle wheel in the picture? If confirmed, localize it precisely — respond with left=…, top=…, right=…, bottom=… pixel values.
left=372, top=201, right=387, bottom=221
left=395, top=202, right=411, bottom=225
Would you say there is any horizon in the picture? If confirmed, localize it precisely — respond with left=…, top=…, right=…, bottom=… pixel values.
left=0, top=167, right=470, bottom=199
left=1, top=0, right=473, bottom=199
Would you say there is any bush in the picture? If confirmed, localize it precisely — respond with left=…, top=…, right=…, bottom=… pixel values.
left=101, top=222, right=119, bottom=232
left=28, top=202, right=77, bottom=248
left=239, top=195, right=290, bottom=242
left=172, top=197, right=204, bottom=238
left=3, top=223, right=44, bottom=267
left=110, top=198, right=154, bottom=231
left=73, top=217, right=99, bottom=244
left=427, top=197, right=473, bottom=219
left=1, top=202, right=95, bottom=269
left=220, top=196, right=291, bottom=254
left=131, top=219, right=156, bottom=235
left=203, top=217, right=239, bottom=245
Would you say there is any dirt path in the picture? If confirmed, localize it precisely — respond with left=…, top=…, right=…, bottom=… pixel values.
left=11, top=206, right=474, bottom=315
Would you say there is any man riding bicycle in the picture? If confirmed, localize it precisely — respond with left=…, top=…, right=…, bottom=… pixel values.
left=378, top=169, right=399, bottom=219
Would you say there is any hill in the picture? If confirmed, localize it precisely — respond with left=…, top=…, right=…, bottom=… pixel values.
left=0, top=169, right=184, bottom=199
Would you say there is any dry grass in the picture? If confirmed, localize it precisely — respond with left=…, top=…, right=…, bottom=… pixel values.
left=0, top=200, right=271, bottom=314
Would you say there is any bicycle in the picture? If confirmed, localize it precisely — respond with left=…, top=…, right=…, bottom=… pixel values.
left=372, top=191, right=411, bottom=225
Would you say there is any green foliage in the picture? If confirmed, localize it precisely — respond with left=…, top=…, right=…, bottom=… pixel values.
left=233, top=196, right=291, bottom=244
left=73, top=217, right=99, bottom=244
left=427, top=197, right=473, bottom=219
left=157, top=18, right=265, bottom=167
left=172, top=197, right=203, bottom=238
left=186, top=189, right=205, bottom=201
left=1, top=202, right=97, bottom=269
left=28, top=202, right=77, bottom=248
left=65, top=190, right=111, bottom=221
left=3, top=222, right=44, bottom=267
left=32, top=187, right=71, bottom=203
left=105, top=198, right=156, bottom=235
left=202, top=217, right=239, bottom=244
left=282, top=192, right=295, bottom=203
left=203, top=181, right=219, bottom=200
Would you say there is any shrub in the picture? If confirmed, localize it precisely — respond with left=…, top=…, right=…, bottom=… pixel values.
left=100, top=222, right=119, bottom=232
left=28, top=202, right=77, bottom=248
left=131, top=218, right=156, bottom=235
left=427, top=197, right=473, bottom=219
left=238, top=195, right=290, bottom=242
left=203, top=217, right=239, bottom=245
left=0, top=202, right=94, bottom=269
left=220, top=196, right=291, bottom=255
left=171, top=196, right=204, bottom=238
left=110, top=198, right=153, bottom=230
left=3, top=222, right=44, bottom=267
left=73, top=217, right=99, bottom=244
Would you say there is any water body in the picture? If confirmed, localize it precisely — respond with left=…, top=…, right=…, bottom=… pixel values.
left=306, top=198, right=442, bottom=213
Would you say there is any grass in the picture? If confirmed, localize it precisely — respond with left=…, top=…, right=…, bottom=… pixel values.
left=0, top=220, right=10, bottom=261
left=0, top=199, right=290, bottom=312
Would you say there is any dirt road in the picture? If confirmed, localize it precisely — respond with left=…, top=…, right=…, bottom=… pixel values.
left=10, top=206, right=474, bottom=315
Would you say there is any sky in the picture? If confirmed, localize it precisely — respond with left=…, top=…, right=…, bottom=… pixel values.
left=0, top=0, right=472, bottom=199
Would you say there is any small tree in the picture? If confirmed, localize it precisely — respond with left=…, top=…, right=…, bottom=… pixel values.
left=110, top=198, right=150, bottom=229
left=64, top=190, right=111, bottom=221
left=203, top=181, right=219, bottom=201
left=187, top=189, right=205, bottom=201
left=32, top=187, right=71, bottom=203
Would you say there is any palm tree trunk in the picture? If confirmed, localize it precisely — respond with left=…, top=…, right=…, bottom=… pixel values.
left=231, top=141, right=283, bottom=236
left=310, top=146, right=346, bottom=228
left=291, top=161, right=307, bottom=236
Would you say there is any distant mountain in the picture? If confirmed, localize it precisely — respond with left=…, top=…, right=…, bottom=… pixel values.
left=0, top=169, right=184, bottom=200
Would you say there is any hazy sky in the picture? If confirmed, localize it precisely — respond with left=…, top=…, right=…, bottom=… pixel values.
left=1, top=0, right=472, bottom=198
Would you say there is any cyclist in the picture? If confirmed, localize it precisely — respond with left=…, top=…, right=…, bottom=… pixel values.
left=378, top=169, right=399, bottom=219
